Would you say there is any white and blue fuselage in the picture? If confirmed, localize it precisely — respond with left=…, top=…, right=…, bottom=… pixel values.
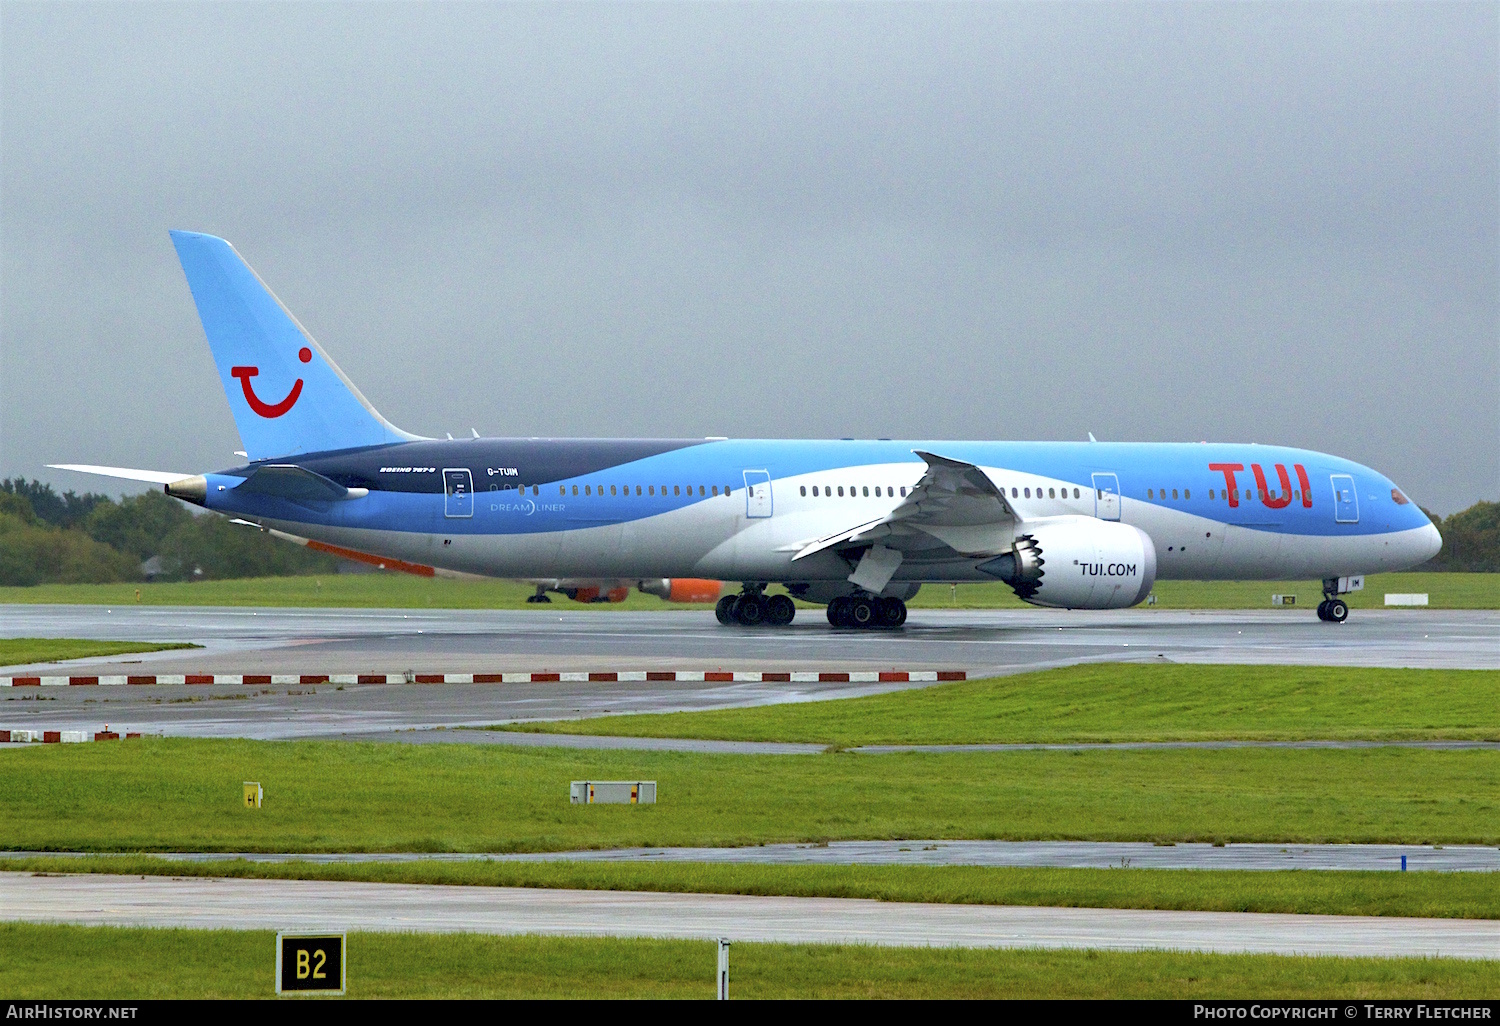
left=194, top=436, right=1438, bottom=589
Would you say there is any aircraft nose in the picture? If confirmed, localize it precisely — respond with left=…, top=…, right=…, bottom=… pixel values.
left=1420, top=520, right=1442, bottom=562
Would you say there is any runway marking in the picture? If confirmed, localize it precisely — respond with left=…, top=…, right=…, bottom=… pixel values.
left=0, top=669, right=964, bottom=687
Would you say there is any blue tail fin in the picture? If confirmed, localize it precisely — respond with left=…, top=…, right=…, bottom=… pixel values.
left=170, top=230, right=418, bottom=460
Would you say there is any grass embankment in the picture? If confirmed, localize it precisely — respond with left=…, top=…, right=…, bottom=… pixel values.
left=0, top=638, right=198, bottom=667
left=4, top=855, right=1497, bottom=920
left=0, top=571, right=1493, bottom=609
left=4, top=923, right=1493, bottom=999
left=503, top=665, right=1500, bottom=745
left=2, top=739, right=1494, bottom=850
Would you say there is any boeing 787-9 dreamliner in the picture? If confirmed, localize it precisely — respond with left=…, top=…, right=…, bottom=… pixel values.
left=55, top=231, right=1441, bottom=629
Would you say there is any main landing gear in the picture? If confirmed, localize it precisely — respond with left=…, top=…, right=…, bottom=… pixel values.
left=827, top=594, right=907, bottom=630
left=1316, top=578, right=1349, bottom=623
left=525, top=585, right=552, bottom=604
left=716, top=586, right=797, bottom=627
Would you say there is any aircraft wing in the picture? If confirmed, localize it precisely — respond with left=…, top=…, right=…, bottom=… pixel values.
left=793, top=450, right=1018, bottom=566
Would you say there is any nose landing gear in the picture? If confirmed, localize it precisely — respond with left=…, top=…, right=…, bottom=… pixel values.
left=1317, top=577, right=1352, bottom=622
left=1317, top=597, right=1349, bottom=623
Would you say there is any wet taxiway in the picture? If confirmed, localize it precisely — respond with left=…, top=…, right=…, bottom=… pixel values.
left=17, top=840, right=1499, bottom=872
left=4, top=873, right=1494, bottom=958
left=1, top=606, right=1493, bottom=740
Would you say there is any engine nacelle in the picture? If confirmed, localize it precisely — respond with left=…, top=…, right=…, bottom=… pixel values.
left=637, top=578, right=724, bottom=603
left=979, top=516, right=1157, bottom=609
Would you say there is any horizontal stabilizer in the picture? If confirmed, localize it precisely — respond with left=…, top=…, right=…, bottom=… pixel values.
left=236, top=464, right=367, bottom=502
left=48, top=464, right=191, bottom=485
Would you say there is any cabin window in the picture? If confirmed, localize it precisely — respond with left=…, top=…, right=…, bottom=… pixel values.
left=1183, top=489, right=1190, bottom=500
left=860, top=486, right=867, bottom=497
left=571, top=485, right=579, bottom=496
left=712, top=486, right=718, bottom=496
left=1011, top=487, right=1018, bottom=498
left=800, top=486, right=806, bottom=496
left=838, top=486, right=844, bottom=497
left=699, top=486, right=706, bottom=496
left=1148, top=489, right=1154, bottom=499
left=1048, top=488, right=1055, bottom=498
left=900, top=487, right=908, bottom=496
left=1172, top=489, right=1178, bottom=500
left=673, top=485, right=680, bottom=496
left=610, top=485, right=616, bottom=496
left=724, top=485, right=731, bottom=494
left=1024, top=488, right=1031, bottom=498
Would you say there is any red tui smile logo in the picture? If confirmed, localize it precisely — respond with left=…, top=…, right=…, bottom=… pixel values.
left=231, top=347, right=311, bottom=418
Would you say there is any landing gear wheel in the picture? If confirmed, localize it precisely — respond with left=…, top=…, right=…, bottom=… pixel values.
left=1316, top=600, right=1329, bottom=621
left=827, top=596, right=852, bottom=627
left=766, top=594, right=796, bottom=626
left=715, top=595, right=737, bottom=625
left=1326, top=598, right=1348, bottom=623
left=734, top=593, right=768, bottom=626
left=849, top=597, right=875, bottom=628
left=875, top=597, right=907, bottom=628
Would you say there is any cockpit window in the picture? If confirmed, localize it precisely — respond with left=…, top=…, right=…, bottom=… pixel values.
left=1391, top=488, right=1409, bottom=505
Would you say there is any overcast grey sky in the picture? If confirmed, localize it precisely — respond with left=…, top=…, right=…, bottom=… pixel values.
left=2, top=1, right=1495, bottom=514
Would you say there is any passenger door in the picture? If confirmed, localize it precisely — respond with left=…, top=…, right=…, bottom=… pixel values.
left=443, top=468, right=473, bottom=518
left=1091, top=472, right=1121, bottom=521
left=743, top=470, right=772, bottom=518
left=1331, top=474, right=1358, bottom=523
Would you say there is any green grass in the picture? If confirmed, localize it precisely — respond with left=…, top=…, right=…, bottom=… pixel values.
left=1, top=923, right=1493, bottom=998
left=0, top=571, right=1494, bottom=609
left=0, top=637, right=198, bottom=668
left=1, top=738, right=1494, bottom=850
left=5, top=855, right=1497, bottom=920
left=503, top=665, right=1500, bottom=745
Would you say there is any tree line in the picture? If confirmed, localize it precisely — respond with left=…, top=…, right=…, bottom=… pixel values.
left=0, top=479, right=338, bottom=586
left=1, top=477, right=1495, bottom=587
